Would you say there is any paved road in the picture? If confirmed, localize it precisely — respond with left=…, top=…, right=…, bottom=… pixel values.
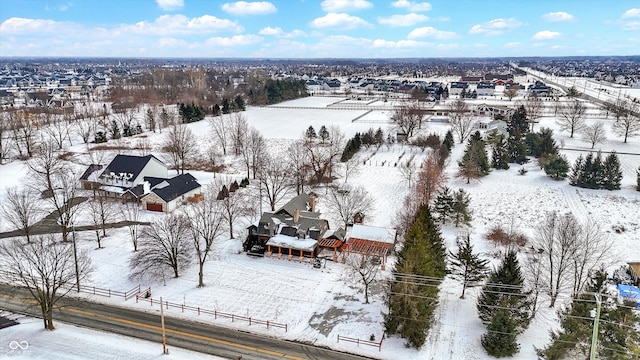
left=0, top=284, right=375, bottom=360
left=0, top=196, right=150, bottom=239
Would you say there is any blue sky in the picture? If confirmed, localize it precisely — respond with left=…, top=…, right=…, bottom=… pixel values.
left=0, top=0, right=638, bottom=58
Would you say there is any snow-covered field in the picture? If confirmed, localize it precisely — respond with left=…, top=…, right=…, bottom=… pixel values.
left=0, top=92, right=639, bottom=359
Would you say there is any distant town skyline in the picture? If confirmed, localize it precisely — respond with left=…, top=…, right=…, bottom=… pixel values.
left=1, top=0, right=639, bottom=58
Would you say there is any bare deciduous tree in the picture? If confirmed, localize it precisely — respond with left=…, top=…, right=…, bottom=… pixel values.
left=612, top=100, right=640, bottom=143
left=182, top=187, right=226, bottom=287
left=447, top=99, right=475, bottom=143
left=345, top=252, right=381, bottom=304
left=1, top=187, right=43, bottom=243
left=399, top=161, right=417, bottom=188
left=258, top=155, right=293, bottom=211
left=214, top=177, right=254, bottom=239
left=581, top=121, right=606, bottom=149
left=504, top=86, right=519, bottom=101
left=0, top=234, right=92, bottom=330
left=0, top=111, right=13, bottom=164
left=391, top=101, right=425, bottom=139
left=287, top=140, right=310, bottom=195
left=130, top=214, right=192, bottom=279
left=415, top=154, right=445, bottom=205
left=230, top=112, right=248, bottom=156
left=209, top=114, right=229, bottom=156
left=8, top=110, right=38, bottom=158
left=533, top=212, right=613, bottom=307
left=87, top=191, right=116, bottom=248
left=241, top=126, right=266, bottom=179
left=162, top=124, right=198, bottom=175
left=557, top=99, right=586, bottom=138
left=120, top=202, right=141, bottom=251
left=327, top=185, right=375, bottom=229
left=43, top=118, right=71, bottom=150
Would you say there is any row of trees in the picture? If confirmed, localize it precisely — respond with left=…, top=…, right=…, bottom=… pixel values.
left=569, top=151, right=623, bottom=190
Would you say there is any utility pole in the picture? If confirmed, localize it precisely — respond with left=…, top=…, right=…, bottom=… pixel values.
left=72, top=223, right=80, bottom=293
left=589, top=293, right=602, bottom=360
left=160, top=296, right=168, bottom=355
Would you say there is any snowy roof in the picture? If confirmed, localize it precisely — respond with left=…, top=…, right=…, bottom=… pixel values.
left=266, top=234, right=318, bottom=252
left=100, top=185, right=125, bottom=193
left=347, top=224, right=396, bottom=244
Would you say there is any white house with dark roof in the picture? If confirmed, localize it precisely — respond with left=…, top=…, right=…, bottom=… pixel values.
left=96, top=154, right=168, bottom=197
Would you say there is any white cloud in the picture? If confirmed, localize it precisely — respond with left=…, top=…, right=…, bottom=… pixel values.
left=221, top=1, right=277, bottom=15
left=437, top=16, right=451, bottom=22
left=320, top=0, right=373, bottom=12
left=371, top=38, right=427, bottom=48
left=391, top=0, right=432, bottom=12
left=542, top=11, right=575, bottom=22
left=259, top=26, right=282, bottom=35
left=205, top=34, right=263, bottom=47
left=408, top=26, right=457, bottom=40
left=504, top=42, right=521, bottom=48
left=378, top=13, right=428, bottom=27
left=120, top=15, right=243, bottom=36
left=620, top=8, right=640, bottom=30
left=532, top=30, right=561, bottom=40
left=259, top=27, right=306, bottom=38
left=309, top=13, right=371, bottom=29
left=156, top=0, right=184, bottom=11
left=0, top=17, right=60, bottom=34
left=469, top=18, right=523, bottom=35
left=622, top=8, right=640, bottom=19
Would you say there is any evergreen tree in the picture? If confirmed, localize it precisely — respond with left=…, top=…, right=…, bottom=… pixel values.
left=540, top=271, right=640, bottom=360
left=305, top=125, right=317, bottom=141
left=491, top=134, right=510, bottom=170
left=318, top=125, right=330, bottom=144
left=94, top=131, right=107, bottom=143
left=569, top=154, right=584, bottom=186
left=145, top=108, right=156, bottom=132
left=433, top=187, right=454, bottom=224
left=386, top=205, right=446, bottom=349
left=507, top=105, right=529, bottom=137
left=374, top=127, right=384, bottom=146
left=449, top=235, right=489, bottom=298
left=458, top=131, right=490, bottom=182
left=478, top=250, right=531, bottom=357
left=543, top=154, right=570, bottom=180
left=537, top=128, right=559, bottom=157
left=481, top=309, right=520, bottom=357
left=222, top=98, right=230, bottom=114
left=601, top=151, right=623, bottom=190
left=637, top=166, right=640, bottom=191
left=212, top=103, right=221, bottom=116
left=110, top=120, right=121, bottom=139
left=451, top=188, right=472, bottom=227
left=233, top=95, right=246, bottom=111
left=443, top=130, right=455, bottom=151
left=507, top=135, right=528, bottom=164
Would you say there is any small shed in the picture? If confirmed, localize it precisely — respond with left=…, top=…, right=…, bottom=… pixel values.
left=343, top=224, right=397, bottom=270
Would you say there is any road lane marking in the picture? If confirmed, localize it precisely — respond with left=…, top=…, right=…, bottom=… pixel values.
left=65, top=307, right=306, bottom=360
left=0, top=293, right=305, bottom=360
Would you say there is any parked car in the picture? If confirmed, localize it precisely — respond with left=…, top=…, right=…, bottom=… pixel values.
left=247, top=244, right=265, bottom=257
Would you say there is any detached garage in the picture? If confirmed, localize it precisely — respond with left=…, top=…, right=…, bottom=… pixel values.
left=141, top=174, right=202, bottom=213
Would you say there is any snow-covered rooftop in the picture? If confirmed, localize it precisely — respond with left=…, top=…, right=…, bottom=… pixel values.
left=347, top=224, right=396, bottom=244
left=266, top=234, right=318, bottom=252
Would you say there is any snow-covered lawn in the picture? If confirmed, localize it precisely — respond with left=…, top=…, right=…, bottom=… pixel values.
left=0, top=94, right=639, bottom=360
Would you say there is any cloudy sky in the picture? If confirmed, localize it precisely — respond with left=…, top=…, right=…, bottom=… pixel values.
left=0, top=0, right=638, bottom=58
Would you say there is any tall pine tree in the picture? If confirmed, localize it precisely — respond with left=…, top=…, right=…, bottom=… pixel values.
left=451, top=188, right=472, bottom=227
left=458, top=131, right=490, bottom=183
left=386, top=205, right=447, bottom=349
left=449, top=235, right=489, bottom=298
left=601, top=151, right=623, bottom=190
left=491, top=134, right=510, bottom=170
left=478, top=250, right=531, bottom=357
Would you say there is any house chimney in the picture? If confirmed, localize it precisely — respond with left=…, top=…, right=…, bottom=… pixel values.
left=309, top=196, right=316, bottom=212
left=294, top=209, right=300, bottom=223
